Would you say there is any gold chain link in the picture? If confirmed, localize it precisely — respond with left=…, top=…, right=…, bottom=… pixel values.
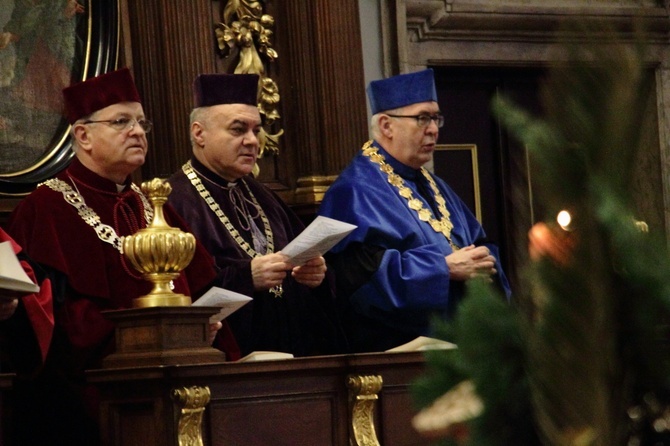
left=40, top=178, right=153, bottom=253
left=182, top=161, right=283, bottom=298
left=362, top=140, right=459, bottom=251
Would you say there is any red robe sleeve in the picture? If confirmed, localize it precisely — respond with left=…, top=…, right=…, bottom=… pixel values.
left=1, top=228, right=54, bottom=363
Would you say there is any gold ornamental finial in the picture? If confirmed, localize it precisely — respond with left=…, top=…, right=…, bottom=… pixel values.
left=215, top=0, right=283, bottom=161
left=123, top=178, right=196, bottom=308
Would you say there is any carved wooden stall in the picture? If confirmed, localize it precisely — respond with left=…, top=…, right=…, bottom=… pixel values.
left=87, top=351, right=431, bottom=446
left=121, top=0, right=368, bottom=214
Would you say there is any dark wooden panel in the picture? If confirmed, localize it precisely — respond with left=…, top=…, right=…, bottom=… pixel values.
left=114, top=402, right=159, bottom=446
left=124, top=0, right=217, bottom=181
left=432, top=65, right=546, bottom=291
left=270, top=0, right=368, bottom=200
left=380, top=388, right=422, bottom=446
left=210, top=397, right=336, bottom=446
left=84, top=352, right=430, bottom=446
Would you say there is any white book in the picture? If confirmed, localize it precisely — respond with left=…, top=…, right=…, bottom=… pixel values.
left=237, top=351, right=294, bottom=362
left=281, top=216, right=357, bottom=266
left=0, top=241, right=40, bottom=294
left=386, top=336, right=457, bottom=352
left=192, top=286, right=252, bottom=323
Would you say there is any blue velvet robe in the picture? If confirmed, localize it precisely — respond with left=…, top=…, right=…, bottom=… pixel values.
left=318, top=141, right=511, bottom=352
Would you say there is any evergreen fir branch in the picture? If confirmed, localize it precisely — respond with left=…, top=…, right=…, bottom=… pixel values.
left=413, top=280, right=539, bottom=446
left=497, top=21, right=670, bottom=446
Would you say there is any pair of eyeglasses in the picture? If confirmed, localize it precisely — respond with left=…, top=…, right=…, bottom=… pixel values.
left=386, top=113, right=444, bottom=128
left=82, top=117, right=153, bottom=133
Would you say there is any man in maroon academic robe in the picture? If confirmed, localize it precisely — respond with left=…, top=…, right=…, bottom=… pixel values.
left=168, top=73, right=346, bottom=357
left=2, top=68, right=239, bottom=445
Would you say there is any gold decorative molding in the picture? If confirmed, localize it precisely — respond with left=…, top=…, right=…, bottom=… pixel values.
left=347, top=374, right=383, bottom=446
left=172, top=386, right=211, bottom=446
left=294, top=175, right=339, bottom=204
left=404, top=1, right=670, bottom=43
left=215, top=0, right=283, bottom=160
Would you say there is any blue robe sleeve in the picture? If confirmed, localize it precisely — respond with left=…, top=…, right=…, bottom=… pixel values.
left=355, top=243, right=451, bottom=313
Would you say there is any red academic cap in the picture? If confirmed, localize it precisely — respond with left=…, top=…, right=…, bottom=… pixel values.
left=62, top=68, right=142, bottom=124
left=192, top=73, right=259, bottom=108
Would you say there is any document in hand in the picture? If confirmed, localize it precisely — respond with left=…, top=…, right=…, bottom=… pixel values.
left=280, top=216, right=357, bottom=266
left=192, top=286, right=252, bottom=323
left=0, top=241, right=40, bottom=294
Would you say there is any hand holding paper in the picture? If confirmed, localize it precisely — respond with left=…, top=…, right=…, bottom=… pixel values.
left=280, top=216, right=357, bottom=266
left=291, top=256, right=327, bottom=288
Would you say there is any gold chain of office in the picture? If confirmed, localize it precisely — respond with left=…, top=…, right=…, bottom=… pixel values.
left=182, top=161, right=283, bottom=298
left=39, top=178, right=154, bottom=253
left=362, top=140, right=459, bottom=251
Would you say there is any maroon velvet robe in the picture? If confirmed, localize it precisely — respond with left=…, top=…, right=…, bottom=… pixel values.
left=168, top=157, right=346, bottom=357
left=0, top=228, right=53, bottom=363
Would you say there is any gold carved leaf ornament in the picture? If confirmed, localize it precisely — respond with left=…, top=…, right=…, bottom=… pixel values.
left=256, top=15, right=277, bottom=60
left=215, top=1, right=283, bottom=162
left=223, top=0, right=262, bottom=23
left=259, top=76, right=280, bottom=121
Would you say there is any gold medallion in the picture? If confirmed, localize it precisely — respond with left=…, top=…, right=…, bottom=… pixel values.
left=408, top=199, right=423, bottom=210
left=418, top=209, right=432, bottom=221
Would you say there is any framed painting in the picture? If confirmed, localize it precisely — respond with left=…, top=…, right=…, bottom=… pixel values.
left=0, top=0, right=118, bottom=196
left=432, top=144, right=482, bottom=222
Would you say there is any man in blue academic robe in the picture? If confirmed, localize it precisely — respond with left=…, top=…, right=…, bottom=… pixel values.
left=318, top=69, right=511, bottom=352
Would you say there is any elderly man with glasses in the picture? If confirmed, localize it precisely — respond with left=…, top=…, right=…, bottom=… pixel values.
left=318, top=69, right=511, bottom=353
left=2, top=68, right=238, bottom=445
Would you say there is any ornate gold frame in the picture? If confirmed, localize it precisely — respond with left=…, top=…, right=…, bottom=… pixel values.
left=0, top=0, right=119, bottom=195
left=434, top=144, right=482, bottom=222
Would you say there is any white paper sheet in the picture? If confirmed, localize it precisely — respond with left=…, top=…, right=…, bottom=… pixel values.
left=0, top=241, right=40, bottom=294
left=280, top=216, right=357, bottom=266
left=192, top=286, right=252, bottom=323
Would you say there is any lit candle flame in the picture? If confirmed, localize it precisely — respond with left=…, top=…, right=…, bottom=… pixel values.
left=557, top=210, right=572, bottom=231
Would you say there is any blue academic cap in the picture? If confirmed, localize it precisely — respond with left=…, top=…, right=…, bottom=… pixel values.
left=366, top=69, right=438, bottom=114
